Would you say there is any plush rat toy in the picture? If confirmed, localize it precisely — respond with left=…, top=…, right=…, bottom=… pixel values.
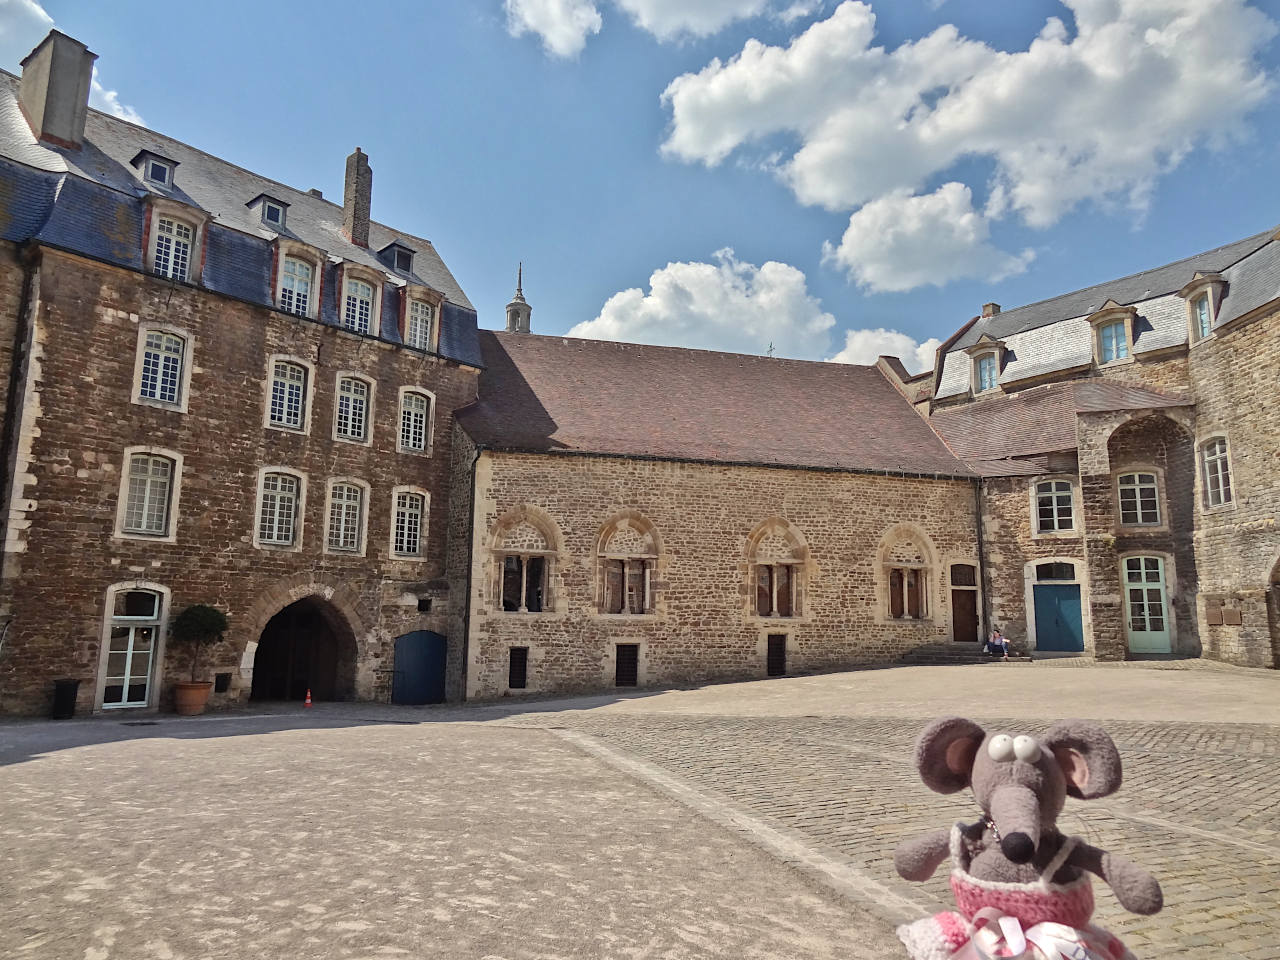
left=894, top=717, right=1162, bottom=960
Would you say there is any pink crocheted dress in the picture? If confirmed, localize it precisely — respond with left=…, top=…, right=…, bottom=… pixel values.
left=896, top=824, right=1136, bottom=960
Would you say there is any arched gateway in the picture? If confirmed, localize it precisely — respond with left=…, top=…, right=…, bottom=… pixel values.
left=249, top=595, right=358, bottom=702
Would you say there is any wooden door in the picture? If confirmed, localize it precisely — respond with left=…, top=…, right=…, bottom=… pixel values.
left=950, top=589, right=978, bottom=642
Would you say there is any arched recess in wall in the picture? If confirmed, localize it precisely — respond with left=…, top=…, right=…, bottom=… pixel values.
left=745, top=517, right=810, bottom=618
left=595, top=510, right=662, bottom=615
left=876, top=523, right=938, bottom=621
left=489, top=504, right=564, bottom=614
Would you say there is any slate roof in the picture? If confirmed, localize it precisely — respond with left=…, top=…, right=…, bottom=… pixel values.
left=929, top=380, right=1191, bottom=473
left=0, top=70, right=481, bottom=367
left=936, top=228, right=1280, bottom=399
left=457, top=332, right=973, bottom=478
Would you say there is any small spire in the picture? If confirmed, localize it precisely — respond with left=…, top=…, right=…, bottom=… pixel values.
left=517, top=262, right=523, bottom=297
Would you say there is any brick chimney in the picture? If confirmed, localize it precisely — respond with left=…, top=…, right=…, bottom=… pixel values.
left=343, top=148, right=372, bottom=247
left=982, top=302, right=1001, bottom=318
left=18, top=31, right=97, bottom=149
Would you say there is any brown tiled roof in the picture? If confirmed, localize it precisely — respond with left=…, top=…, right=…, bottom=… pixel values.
left=458, top=332, right=972, bottom=477
left=930, top=380, right=1191, bottom=470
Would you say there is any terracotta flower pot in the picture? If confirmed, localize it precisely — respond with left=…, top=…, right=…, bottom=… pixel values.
left=173, top=681, right=213, bottom=716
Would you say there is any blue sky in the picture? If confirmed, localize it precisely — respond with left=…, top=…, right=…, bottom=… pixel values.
left=2, top=0, right=1278, bottom=371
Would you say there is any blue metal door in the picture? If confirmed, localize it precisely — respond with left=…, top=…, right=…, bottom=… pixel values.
left=1033, top=584, right=1084, bottom=652
left=391, top=630, right=447, bottom=704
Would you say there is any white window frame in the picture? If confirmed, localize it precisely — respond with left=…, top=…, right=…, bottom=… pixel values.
left=1180, top=275, right=1224, bottom=345
left=974, top=352, right=999, bottom=393
left=390, top=486, right=430, bottom=560
left=1192, top=293, right=1212, bottom=342
left=341, top=270, right=381, bottom=335
left=151, top=215, right=196, bottom=282
left=277, top=255, right=316, bottom=318
left=263, top=354, right=315, bottom=434
left=145, top=159, right=171, bottom=186
left=253, top=467, right=307, bottom=551
left=1200, top=436, right=1234, bottom=509
left=332, top=373, right=375, bottom=446
left=114, top=446, right=184, bottom=544
left=1032, top=478, right=1076, bottom=535
left=262, top=199, right=286, bottom=228
left=1096, top=319, right=1131, bottom=365
left=324, top=478, right=369, bottom=557
left=397, top=387, right=436, bottom=455
left=407, top=299, right=434, bottom=351
left=131, top=324, right=193, bottom=413
left=1115, top=469, right=1163, bottom=528
left=93, top=581, right=171, bottom=712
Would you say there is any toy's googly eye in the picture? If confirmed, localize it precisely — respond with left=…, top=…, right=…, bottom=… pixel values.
left=1013, top=735, right=1042, bottom=763
left=987, top=734, right=1015, bottom=762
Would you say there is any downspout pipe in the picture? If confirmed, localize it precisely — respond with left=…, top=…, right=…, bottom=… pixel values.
left=459, top=442, right=481, bottom=702
left=975, top=476, right=991, bottom=639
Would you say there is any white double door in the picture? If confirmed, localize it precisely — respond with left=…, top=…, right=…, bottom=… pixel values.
left=1125, top=556, right=1171, bottom=654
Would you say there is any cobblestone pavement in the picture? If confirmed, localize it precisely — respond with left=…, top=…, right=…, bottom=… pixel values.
left=3, top=662, right=1279, bottom=959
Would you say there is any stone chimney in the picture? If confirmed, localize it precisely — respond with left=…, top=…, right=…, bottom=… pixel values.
left=343, top=148, right=372, bottom=247
left=506, top=263, right=532, bottom=334
left=18, top=31, right=97, bottom=149
left=982, top=302, right=1001, bottom=318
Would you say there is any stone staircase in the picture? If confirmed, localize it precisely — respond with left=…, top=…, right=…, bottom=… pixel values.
left=898, top=641, right=1034, bottom=666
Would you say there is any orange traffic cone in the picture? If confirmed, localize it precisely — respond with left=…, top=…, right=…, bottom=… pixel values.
left=304, top=688, right=312, bottom=708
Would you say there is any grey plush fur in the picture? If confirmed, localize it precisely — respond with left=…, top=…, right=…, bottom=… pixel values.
left=894, top=717, right=1163, bottom=916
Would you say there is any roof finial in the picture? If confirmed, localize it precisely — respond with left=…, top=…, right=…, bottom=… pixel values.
left=517, top=261, right=523, bottom=298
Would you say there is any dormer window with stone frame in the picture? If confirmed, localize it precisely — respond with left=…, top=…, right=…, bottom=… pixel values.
left=248, top=193, right=289, bottom=230
left=145, top=199, right=208, bottom=285
left=961, top=335, right=1007, bottom=396
left=339, top=265, right=383, bottom=336
left=1087, top=301, right=1136, bottom=366
left=272, top=239, right=324, bottom=320
left=1178, top=273, right=1225, bottom=344
left=131, top=150, right=178, bottom=188
left=401, top=285, right=443, bottom=352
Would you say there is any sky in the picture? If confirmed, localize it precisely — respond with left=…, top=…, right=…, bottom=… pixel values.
left=2, top=0, right=1278, bottom=372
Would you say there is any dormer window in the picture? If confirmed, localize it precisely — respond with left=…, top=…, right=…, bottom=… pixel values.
left=975, top=354, right=998, bottom=392
left=131, top=150, right=179, bottom=188
left=262, top=200, right=286, bottom=227
left=146, top=159, right=171, bottom=186
left=961, top=334, right=1006, bottom=395
left=1086, top=301, right=1136, bottom=366
left=395, top=248, right=413, bottom=273
left=379, top=241, right=416, bottom=275
left=1178, top=273, right=1224, bottom=344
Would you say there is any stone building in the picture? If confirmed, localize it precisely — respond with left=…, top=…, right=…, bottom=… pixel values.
left=925, top=230, right=1280, bottom=668
left=0, top=32, right=482, bottom=714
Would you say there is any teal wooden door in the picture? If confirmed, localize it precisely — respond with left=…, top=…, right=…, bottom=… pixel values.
left=1033, top=583, right=1084, bottom=652
left=1125, top=557, right=1171, bottom=653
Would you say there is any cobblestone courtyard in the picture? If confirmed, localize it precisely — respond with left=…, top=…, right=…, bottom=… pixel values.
left=3, top=661, right=1279, bottom=959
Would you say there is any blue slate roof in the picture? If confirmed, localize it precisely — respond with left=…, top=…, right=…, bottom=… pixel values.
left=0, top=70, right=482, bottom=368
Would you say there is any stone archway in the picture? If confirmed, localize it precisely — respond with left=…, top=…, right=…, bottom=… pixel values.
left=249, top=596, right=358, bottom=701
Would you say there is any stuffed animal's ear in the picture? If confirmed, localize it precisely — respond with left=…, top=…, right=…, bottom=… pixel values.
left=916, top=717, right=985, bottom=794
left=1043, top=720, right=1122, bottom=799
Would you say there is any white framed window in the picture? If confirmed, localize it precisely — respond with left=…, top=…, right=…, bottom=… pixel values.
left=255, top=469, right=305, bottom=549
left=1097, top=320, right=1129, bottom=364
left=266, top=358, right=310, bottom=432
left=1035, top=480, right=1074, bottom=533
left=391, top=488, right=429, bottom=559
left=407, top=299, right=433, bottom=350
left=1117, top=471, right=1161, bottom=526
left=334, top=375, right=372, bottom=444
left=1200, top=437, right=1233, bottom=508
left=1193, top=294, right=1212, bottom=341
left=262, top=200, right=286, bottom=227
left=975, top=353, right=998, bottom=392
left=325, top=480, right=367, bottom=555
left=152, top=216, right=194, bottom=281
left=97, top=584, right=169, bottom=711
left=398, top=388, right=435, bottom=454
left=145, top=159, right=171, bottom=186
left=131, top=326, right=191, bottom=412
left=114, top=447, right=184, bottom=543
left=279, top=257, right=313, bottom=317
left=342, top=276, right=376, bottom=334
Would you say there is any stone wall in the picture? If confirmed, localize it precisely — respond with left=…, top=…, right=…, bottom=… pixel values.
left=0, top=248, right=478, bottom=715
left=1187, top=305, right=1280, bottom=667
left=464, top=451, right=979, bottom=699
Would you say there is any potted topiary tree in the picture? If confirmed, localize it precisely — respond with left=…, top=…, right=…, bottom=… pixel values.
left=169, top=603, right=228, bottom=716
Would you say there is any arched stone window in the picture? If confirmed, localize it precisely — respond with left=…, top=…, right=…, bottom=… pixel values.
left=747, top=520, right=807, bottom=618
left=880, top=526, right=935, bottom=620
left=492, top=507, right=561, bottom=614
left=596, top=513, right=660, bottom=615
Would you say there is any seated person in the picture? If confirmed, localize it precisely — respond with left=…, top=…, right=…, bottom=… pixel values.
left=985, top=627, right=1011, bottom=660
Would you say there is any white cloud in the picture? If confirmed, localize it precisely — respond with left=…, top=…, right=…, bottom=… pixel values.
left=567, top=248, right=836, bottom=359
left=504, top=0, right=603, bottom=58
left=776, top=1, right=822, bottom=24
left=615, top=0, right=768, bottom=40
left=824, top=183, right=1034, bottom=293
left=0, top=0, right=145, bottom=125
left=827, top=327, right=941, bottom=373
left=662, top=0, right=1277, bottom=289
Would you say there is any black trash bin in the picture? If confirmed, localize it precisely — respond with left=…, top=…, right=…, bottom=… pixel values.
left=51, top=678, right=80, bottom=719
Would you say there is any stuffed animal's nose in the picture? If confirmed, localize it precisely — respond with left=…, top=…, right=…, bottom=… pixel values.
left=1001, top=832, right=1036, bottom=864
